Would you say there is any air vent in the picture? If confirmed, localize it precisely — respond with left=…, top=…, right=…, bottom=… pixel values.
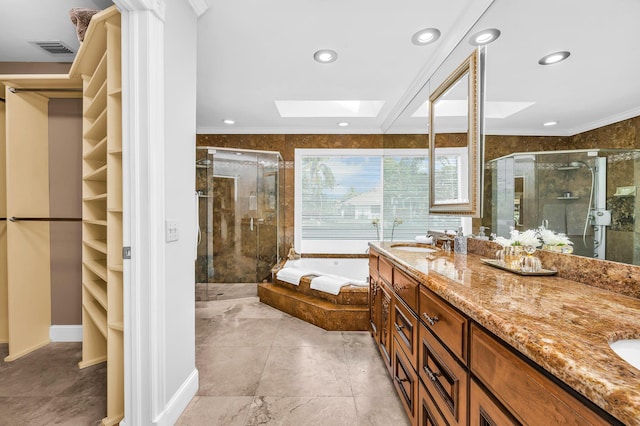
left=29, top=40, right=76, bottom=55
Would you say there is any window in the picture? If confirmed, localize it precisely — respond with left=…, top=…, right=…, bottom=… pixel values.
left=295, top=148, right=470, bottom=253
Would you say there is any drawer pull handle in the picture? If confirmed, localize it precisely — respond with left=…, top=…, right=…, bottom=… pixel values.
left=424, top=366, right=441, bottom=382
left=422, top=313, right=439, bottom=326
left=395, top=376, right=409, bottom=383
left=394, top=323, right=405, bottom=331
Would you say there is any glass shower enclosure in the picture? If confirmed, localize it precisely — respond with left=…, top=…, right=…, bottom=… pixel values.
left=488, top=149, right=640, bottom=264
left=196, top=147, right=283, bottom=294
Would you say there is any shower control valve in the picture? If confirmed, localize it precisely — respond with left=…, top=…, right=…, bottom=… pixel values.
left=592, top=209, right=612, bottom=226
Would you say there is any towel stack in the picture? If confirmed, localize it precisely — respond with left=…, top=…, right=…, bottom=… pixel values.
left=415, top=235, right=434, bottom=244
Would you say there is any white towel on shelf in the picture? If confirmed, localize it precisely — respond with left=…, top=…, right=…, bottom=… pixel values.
left=415, top=235, right=434, bottom=244
left=310, top=275, right=352, bottom=295
left=276, top=268, right=313, bottom=286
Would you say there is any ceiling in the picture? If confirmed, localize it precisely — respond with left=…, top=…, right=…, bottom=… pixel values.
left=2, top=0, right=639, bottom=137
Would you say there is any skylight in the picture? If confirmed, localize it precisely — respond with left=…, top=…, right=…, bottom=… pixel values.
left=275, top=100, right=385, bottom=118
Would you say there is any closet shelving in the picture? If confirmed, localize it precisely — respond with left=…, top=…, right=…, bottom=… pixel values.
left=69, top=6, right=123, bottom=425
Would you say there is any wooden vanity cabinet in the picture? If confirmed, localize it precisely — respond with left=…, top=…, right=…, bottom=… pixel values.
left=469, top=378, right=518, bottom=426
left=368, top=252, right=380, bottom=344
left=392, top=296, right=419, bottom=367
left=470, top=324, right=610, bottom=426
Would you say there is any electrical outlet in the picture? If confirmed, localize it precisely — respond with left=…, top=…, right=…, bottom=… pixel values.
left=166, top=220, right=179, bottom=242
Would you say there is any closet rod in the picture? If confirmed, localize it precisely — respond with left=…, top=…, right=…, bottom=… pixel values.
left=0, top=218, right=5, bottom=221
left=0, top=97, right=5, bottom=102
left=8, top=217, right=82, bottom=222
left=8, top=87, right=82, bottom=94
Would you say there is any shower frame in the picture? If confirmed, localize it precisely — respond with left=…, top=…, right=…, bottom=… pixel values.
left=196, top=146, right=284, bottom=287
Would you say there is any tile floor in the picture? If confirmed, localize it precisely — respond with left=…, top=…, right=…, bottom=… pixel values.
left=0, top=342, right=107, bottom=425
left=0, top=284, right=408, bottom=425
left=178, top=293, right=409, bottom=425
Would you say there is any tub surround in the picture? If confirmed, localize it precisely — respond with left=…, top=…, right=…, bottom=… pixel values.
left=372, top=240, right=640, bottom=425
left=258, top=256, right=369, bottom=330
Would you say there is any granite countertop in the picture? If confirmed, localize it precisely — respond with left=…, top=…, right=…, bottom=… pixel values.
left=371, top=242, right=640, bottom=426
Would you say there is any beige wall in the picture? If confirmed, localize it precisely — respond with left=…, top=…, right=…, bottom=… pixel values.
left=49, top=99, right=82, bottom=325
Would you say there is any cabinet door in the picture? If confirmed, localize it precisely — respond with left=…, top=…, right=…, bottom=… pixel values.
left=419, top=379, right=448, bottom=426
left=419, top=322, right=468, bottom=426
left=378, top=282, right=393, bottom=374
left=393, top=297, right=419, bottom=368
left=393, top=337, right=418, bottom=424
left=469, top=378, right=517, bottom=426
left=369, top=273, right=380, bottom=343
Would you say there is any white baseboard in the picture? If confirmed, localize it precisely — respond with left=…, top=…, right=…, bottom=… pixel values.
left=153, top=368, right=199, bottom=426
left=50, top=325, right=83, bottom=342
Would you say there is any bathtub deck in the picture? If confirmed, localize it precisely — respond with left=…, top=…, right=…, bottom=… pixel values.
left=258, top=276, right=369, bottom=331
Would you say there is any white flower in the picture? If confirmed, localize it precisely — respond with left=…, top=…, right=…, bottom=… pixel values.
left=539, top=228, right=573, bottom=246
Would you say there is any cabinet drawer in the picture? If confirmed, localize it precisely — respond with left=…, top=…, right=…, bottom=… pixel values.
left=470, top=325, right=609, bottom=426
left=393, top=268, right=418, bottom=312
left=419, top=286, right=467, bottom=363
left=419, top=322, right=468, bottom=426
left=379, top=255, right=393, bottom=285
left=393, top=337, right=418, bottom=424
left=369, top=276, right=380, bottom=342
left=393, top=298, right=419, bottom=368
left=419, top=379, right=448, bottom=426
left=470, top=378, right=517, bottom=426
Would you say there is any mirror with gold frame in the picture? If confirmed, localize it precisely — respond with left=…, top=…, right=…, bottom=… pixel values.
left=429, top=49, right=483, bottom=217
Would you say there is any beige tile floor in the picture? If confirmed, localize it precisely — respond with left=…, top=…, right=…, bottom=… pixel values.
left=0, top=284, right=408, bottom=425
left=178, top=293, right=410, bottom=425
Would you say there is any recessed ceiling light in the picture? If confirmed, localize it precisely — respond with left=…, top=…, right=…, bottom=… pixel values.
left=469, top=28, right=501, bottom=46
left=313, top=49, right=338, bottom=63
left=543, top=121, right=558, bottom=126
left=411, top=28, right=441, bottom=46
left=337, top=122, right=350, bottom=127
left=538, top=51, right=570, bottom=65
left=223, top=119, right=235, bottom=125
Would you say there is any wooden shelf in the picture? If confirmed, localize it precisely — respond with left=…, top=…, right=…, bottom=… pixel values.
left=84, top=108, right=107, bottom=141
left=84, top=219, right=107, bottom=227
left=84, top=300, right=107, bottom=338
left=84, top=164, right=108, bottom=181
left=84, top=193, right=107, bottom=202
left=84, top=259, right=107, bottom=282
left=85, top=80, right=107, bottom=120
left=108, top=264, right=123, bottom=273
left=85, top=52, right=108, bottom=98
left=109, top=322, right=124, bottom=332
left=85, top=239, right=107, bottom=254
left=84, top=137, right=107, bottom=161
left=84, top=279, right=108, bottom=309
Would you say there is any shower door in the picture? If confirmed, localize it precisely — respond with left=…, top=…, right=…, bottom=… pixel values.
left=196, top=147, right=281, bottom=286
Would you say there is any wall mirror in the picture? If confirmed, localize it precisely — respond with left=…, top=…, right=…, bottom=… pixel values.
left=429, top=50, right=482, bottom=216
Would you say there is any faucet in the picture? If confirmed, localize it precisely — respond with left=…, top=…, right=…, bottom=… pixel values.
left=287, top=246, right=300, bottom=260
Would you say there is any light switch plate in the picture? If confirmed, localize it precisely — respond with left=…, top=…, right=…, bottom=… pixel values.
left=166, top=220, right=179, bottom=242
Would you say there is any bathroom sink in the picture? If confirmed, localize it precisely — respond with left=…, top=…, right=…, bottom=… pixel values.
left=390, top=244, right=438, bottom=253
left=609, top=339, right=640, bottom=370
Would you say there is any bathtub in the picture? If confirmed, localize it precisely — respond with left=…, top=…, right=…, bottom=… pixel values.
left=281, top=257, right=369, bottom=286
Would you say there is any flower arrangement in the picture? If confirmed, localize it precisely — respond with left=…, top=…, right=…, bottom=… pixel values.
left=494, top=227, right=573, bottom=250
left=494, top=229, right=541, bottom=248
left=538, top=228, right=573, bottom=247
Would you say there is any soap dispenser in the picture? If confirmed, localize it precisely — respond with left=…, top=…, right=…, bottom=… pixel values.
left=476, top=226, right=490, bottom=240
left=454, top=227, right=467, bottom=254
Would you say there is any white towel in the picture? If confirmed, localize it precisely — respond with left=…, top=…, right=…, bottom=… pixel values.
left=276, top=268, right=313, bottom=285
left=415, top=235, right=434, bottom=244
left=310, top=275, right=352, bottom=295
left=348, top=279, right=369, bottom=287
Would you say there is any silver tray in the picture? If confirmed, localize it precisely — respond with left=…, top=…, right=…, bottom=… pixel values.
left=480, top=259, right=557, bottom=276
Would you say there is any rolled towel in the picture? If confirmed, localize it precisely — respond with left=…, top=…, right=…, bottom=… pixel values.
left=276, top=267, right=313, bottom=286
left=415, top=235, right=434, bottom=244
left=310, top=275, right=351, bottom=295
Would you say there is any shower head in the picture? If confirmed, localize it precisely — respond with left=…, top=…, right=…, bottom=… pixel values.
left=569, top=160, right=594, bottom=171
left=196, top=158, right=212, bottom=166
